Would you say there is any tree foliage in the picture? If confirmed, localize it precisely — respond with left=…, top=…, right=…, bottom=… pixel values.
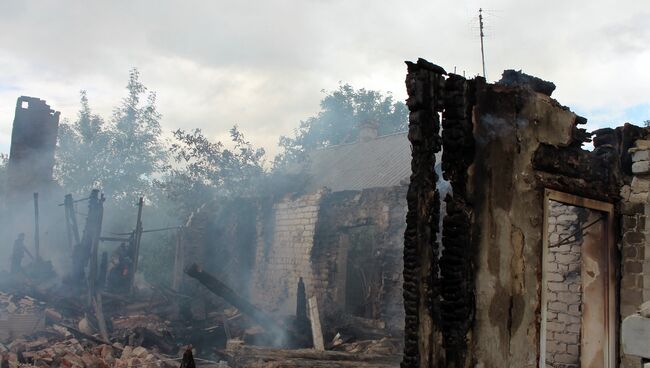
left=56, top=90, right=108, bottom=195
left=275, top=83, right=408, bottom=167
left=162, top=126, right=266, bottom=214
left=56, top=69, right=167, bottom=201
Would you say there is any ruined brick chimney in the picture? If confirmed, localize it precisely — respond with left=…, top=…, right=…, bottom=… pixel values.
left=359, top=120, right=378, bottom=142
left=6, top=96, right=60, bottom=207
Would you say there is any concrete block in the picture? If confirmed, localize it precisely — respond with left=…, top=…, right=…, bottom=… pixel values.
left=555, top=332, right=579, bottom=344
left=549, top=302, right=568, bottom=313
left=558, top=313, right=580, bottom=324
left=546, top=340, right=566, bottom=353
left=622, top=314, right=650, bottom=358
left=548, top=282, right=568, bottom=292
left=556, top=291, right=580, bottom=304
left=546, top=321, right=565, bottom=332
left=556, top=253, right=579, bottom=264
left=567, top=304, right=580, bottom=316
left=554, top=353, right=578, bottom=364
left=566, top=323, right=580, bottom=333
left=632, top=161, right=650, bottom=174
left=633, top=150, right=650, bottom=162
left=566, top=344, right=579, bottom=356
left=633, top=140, right=650, bottom=150
left=632, top=177, right=650, bottom=192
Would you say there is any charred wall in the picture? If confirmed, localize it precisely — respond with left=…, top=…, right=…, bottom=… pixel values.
left=310, top=186, right=407, bottom=335
left=6, top=96, right=60, bottom=207
left=402, top=58, right=628, bottom=367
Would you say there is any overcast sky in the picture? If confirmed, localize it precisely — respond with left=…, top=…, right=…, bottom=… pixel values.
left=1, top=0, right=648, bottom=157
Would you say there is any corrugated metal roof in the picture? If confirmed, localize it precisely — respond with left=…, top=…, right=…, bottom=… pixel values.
left=305, top=132, right=412, bottom=192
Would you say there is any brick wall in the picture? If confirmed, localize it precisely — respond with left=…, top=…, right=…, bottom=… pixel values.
left=250, top=190, right=325, bottom=315
left=619, top=139, right=650, bottom=367
left=248, top=185, right=407, bottom=331
left=545, top=201, right=584, bottom=368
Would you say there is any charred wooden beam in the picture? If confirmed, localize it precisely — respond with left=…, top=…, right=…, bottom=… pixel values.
left=402, top=58, right=445, bottom=368
left=184, top=263, right=284, bottom=338
left=440, top=73, right=477, bottom=366
left=69, top=189, right=104, bottom=294
left=532, top=143, right=621, bottom=200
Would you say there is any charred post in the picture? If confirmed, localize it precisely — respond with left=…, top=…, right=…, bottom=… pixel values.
left=440, top=73, right=478, bottom=366
left=402, top=58, right=445, bottom=368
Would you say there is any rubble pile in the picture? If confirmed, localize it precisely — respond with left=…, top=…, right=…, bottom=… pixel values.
left=0, top=292, right=44, bottom=315
left=1, top=336, right=175, bottom=368
left=0, top=196, right=400, bottom=368
left=0, top=289, right=182, bottom=368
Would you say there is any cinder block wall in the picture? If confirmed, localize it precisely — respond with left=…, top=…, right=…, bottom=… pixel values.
left=619, top=139, right=650, bottom=367
left=545, top=201, right=584, bottom=368
left=250, top=190, right=325, bottom=314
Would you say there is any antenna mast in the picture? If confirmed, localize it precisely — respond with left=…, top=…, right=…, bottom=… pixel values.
left=479, top=8, right=487, bottom=80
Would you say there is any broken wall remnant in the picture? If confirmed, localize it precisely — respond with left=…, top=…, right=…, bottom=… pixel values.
left=180, top=183, right=407, bottom=340
left=618, top=137, right=650, bottom=367
left=250, top=190, right=325, bottom=314
left=310, top=186, right=407, bottom=335
left=402, top=58, right=628, bottom=368
left=6, top=96, right=60, bottom=207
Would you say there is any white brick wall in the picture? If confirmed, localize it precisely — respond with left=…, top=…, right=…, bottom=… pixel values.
left=250, top=190, right=325, bottom=314
left=545, top=201, right=583, bottom=368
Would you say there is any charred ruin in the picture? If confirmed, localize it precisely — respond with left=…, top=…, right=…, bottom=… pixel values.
left=1, top=60, right=650, bottom=368
left=402, top=58, right=650, bottom=368
left=5, top=96, right=60, bottom=208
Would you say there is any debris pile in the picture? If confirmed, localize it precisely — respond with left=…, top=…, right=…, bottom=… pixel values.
left=0, top=292, right=43, bottom=315
left=0, top=190, right=401, bottom=368
left=1, top=336, right=175, bottom=367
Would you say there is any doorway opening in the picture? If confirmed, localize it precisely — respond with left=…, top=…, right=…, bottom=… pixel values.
left=541, top=190, right=616, bottom=368
left=344, top=224, right=380, bottom=319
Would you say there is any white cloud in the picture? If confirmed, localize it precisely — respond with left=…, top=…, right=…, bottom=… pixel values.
left=0, top=0, right=648, bottom=157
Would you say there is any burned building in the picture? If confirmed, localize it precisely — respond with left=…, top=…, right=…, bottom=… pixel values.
left=179, top=127, right=416, bottom=339
left=1, top=97, right=61, bottom=264
left=401, top=58, right=650, bottom=368
left=5, top=96, right=60, bottom=208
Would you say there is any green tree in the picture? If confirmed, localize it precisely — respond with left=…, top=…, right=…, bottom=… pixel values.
left=56, top=90, right=109, bottom=195
left=162, top=126, right=266, bottom=215
left=56, top=69, right=168, bottom=201
left=105, top=69, right=168, bottom=200
left=275, top=83, right=408, bottom=167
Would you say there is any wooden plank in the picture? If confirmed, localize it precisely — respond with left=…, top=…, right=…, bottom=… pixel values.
left=93, top=292, right=109, bottom=342
left=185, top=263, right=284, bottom=338
left=33, top=192, right=40, bottom=259
left=130, top=197, right=144, bottom=294
left=308, top=296, right=324, bottom=351
left=545, top=189, right=614, bottom=213
left=172, top=228, right=184, bottom=292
